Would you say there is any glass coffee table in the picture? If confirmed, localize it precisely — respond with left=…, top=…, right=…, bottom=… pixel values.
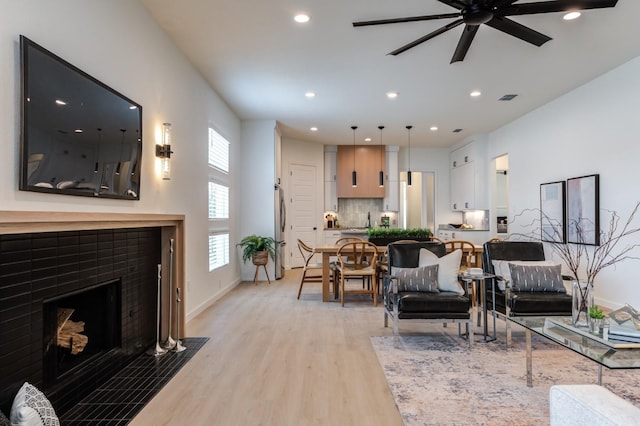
left=508, top=316, right=640, bottom=387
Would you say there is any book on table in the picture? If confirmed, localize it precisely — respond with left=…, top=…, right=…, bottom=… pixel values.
left=608, top=304, right=640, bottom=341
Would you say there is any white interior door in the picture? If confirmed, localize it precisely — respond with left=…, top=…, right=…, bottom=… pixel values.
left=289, top=163, right=317, bottom=268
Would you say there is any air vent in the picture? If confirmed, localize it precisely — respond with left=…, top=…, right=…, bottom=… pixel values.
left=499, top=94, right=518, bottom=101
left=452, top=128, right=463, bottom=133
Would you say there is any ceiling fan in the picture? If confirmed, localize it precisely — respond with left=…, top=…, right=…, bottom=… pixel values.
left=352, top=0, right=618, bottom=63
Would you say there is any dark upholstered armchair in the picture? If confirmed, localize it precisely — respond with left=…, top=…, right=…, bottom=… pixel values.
left=482, top=241, right=573, bottom=344
left=383, top=241, right=473, bottom=345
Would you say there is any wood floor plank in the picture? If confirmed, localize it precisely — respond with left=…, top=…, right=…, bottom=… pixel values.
left=130, top=269, right=404, bottom=425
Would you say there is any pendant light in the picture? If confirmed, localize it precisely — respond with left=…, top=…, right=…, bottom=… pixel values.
left=351, top=125, right=357, bottom=187
left=115, top=129, right=125, bottom=175
left=94, top=128, right=102, bottom=173
left=406, top=125, right=412, bottom=186
left=378, top=125, right=385, bottom=187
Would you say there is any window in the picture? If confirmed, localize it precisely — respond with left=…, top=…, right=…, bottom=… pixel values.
left=208, top=127, right=231, bottom=270
left=208, top=233, right=230, bottom=271
left=209, top=127, right=229, bottom=173
left=208, top=181, right=229, bottom=219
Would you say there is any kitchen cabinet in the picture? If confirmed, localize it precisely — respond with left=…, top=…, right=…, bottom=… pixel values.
left=324, top=230, right=342, bottom=246
left=324, top=147, right=338, bottom=211
left=337, top=145, right=385, bottom=198
left=383, top=146, right=399, bottom=211
left=449, top=136, right=488, bottom=211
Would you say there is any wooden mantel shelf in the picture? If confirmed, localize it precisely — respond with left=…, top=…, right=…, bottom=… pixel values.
left=0, top=211, right=185, bottom=234
left=0, top=210, right=187, bottom=337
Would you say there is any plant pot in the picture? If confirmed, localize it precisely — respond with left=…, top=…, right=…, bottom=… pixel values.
left=589, top=317, right=604, bottom=335
left=252, top=251, right=268, bottom=266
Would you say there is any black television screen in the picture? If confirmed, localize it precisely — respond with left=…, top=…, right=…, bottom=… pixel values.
left=20, top=35, right=142, bottom=199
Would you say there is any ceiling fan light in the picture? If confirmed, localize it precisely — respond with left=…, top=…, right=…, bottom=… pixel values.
left=563, top=11, right=581, bottom=21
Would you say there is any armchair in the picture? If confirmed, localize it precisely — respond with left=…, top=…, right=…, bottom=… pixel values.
left=383, top=241, right=474, bottom=345
left=482, top=241, right=573, bottom=344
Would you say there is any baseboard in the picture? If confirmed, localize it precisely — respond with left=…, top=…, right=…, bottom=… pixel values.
left=185, top=278, right=242, bottom=323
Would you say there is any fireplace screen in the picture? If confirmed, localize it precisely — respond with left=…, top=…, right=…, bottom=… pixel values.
left=42, top=279, right=121, bottom=387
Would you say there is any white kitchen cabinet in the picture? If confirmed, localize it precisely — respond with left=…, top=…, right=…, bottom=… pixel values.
left=383, top=146, right=399, bottom=211
left=324, top=147, right=338, bottom=211
left=450, top=161, right=475, bottom=211
left=324, top=230, right=342, bottom=246
left=324, top=181, right=338, bottom=211
left=449, top=136, right=487, bottom=211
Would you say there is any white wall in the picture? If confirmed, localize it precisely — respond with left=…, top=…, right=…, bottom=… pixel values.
left=239, top=120, right=277, bottom=281
left=0, top=0, right=242, bottom=322
left=487, top=55, right=640, bottom=309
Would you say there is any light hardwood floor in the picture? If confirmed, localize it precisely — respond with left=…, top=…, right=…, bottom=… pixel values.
left=130, top=269, right=405, bottom=425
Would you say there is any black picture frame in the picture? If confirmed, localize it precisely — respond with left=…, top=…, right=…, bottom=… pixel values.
left=540, top=180, right=566, bottom=243
left=567, top=174, right=600, bottom=245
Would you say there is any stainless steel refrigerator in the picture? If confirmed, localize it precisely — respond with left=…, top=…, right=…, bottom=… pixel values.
left=275, top=184, right=286, bottom=279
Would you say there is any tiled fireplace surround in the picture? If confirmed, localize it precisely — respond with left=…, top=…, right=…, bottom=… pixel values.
left=0, top=212, right=185, bottom=416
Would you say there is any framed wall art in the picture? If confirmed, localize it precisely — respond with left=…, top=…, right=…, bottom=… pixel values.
left=540, top=180, right=566, bottom=243
left=567, top=174, right=600, bottom=245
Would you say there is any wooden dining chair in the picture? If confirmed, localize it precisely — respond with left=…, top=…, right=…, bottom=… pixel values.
left=336, top=241, right=379, bottom=306
left=296, top=239, right=331, bottom=299
left=444, top=240, right=478, bottom=271
left=334, top=236, right=367, bottom=289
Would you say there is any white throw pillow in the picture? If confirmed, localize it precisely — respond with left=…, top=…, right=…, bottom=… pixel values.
left=10, top=382, right=59, bottom=426
left=419, top=248, right=464, bottom=295
left=491, top=260, right=560, bottom=291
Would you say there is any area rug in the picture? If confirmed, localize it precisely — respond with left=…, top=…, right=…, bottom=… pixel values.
left=371, top=329, right=640, bottom=426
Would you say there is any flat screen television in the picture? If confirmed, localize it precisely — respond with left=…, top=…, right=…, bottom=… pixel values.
left=20, top=35, right=142, bottom=200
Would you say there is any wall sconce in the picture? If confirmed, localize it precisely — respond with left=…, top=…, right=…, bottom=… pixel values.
left=156, top=122, right=173, bottom=180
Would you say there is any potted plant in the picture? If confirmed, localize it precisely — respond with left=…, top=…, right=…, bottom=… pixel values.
left=366, top=227, right=432, bottom=247
left=238, top=234, right=276, bottom=266
left=589, top=305, right=605, bottom=334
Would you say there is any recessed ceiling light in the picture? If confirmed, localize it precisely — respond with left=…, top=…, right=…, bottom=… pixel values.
left=364, top=137, right=372, bottom=142
left=386, top=91, right=398, bottom=99
left=305, top=91, right=315, bottom=98
left=74, top=129, right=83, bottom=133
left=470, top=90, right=481, bottom=97
left=129, top=105, right=138, bottom=110
left=563, top=11, right=581, bottom=20
left=294, top=14, right=310, bottom=23
left=430, top=126, right=438, bottom=131
left=310, top=127, right=318, bottom=132
left=55, top=99, right=67, bottom=105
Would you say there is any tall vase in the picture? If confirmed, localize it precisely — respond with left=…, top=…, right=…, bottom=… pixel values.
left=572, top=280, right=593, bottom=328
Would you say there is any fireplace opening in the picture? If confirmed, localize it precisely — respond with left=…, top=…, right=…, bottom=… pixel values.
left=42, top=279, right=122, bottom=388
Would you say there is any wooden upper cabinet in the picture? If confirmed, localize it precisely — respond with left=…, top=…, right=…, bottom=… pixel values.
left=337, top=145, right=386, bottom=198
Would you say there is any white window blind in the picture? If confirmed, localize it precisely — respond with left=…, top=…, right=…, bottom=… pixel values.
left=208, top=182, right=229, bottom=219
left=209, top=233, right=230, bottom=271
left=208, top=127, right=229, bottom=173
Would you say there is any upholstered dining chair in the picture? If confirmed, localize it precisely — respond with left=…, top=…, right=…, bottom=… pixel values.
left=296, top=239, right=331, bottom=299
left=336, top=241, right=378, bottom=306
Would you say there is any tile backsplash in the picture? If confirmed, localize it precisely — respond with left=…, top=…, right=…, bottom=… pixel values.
left=334, top=198, right=397, bottom=228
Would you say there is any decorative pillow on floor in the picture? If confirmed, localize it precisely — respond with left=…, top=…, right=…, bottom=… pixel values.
left=10, top=382, right=59, bottom=426
left=508, top=263, right=566, bottom=293
left=394, top=264, right=440, bottom=293
left=419, top=248, right=464, bottom=295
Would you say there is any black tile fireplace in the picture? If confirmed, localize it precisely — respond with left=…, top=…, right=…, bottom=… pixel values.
left=0, top=227, right=161, bottom=416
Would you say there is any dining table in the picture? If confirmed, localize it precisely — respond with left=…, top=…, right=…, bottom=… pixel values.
left=313, top=244, right=386, bottom=302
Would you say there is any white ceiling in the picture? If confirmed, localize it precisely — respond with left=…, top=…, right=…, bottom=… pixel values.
left=139, top=0, right=640, bottom=148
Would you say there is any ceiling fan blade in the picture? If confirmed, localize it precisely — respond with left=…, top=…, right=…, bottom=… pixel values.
left=389, top=19, right=464, bottom=56
left=451, top=25, right=479, bottom=63
left=485, top=16, right=551, bottom=46
left=353, top=13, right=460, bottom=27
left=501, top=0, right=618, bottom=17
left=437, top=0, right=468, bottom=10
